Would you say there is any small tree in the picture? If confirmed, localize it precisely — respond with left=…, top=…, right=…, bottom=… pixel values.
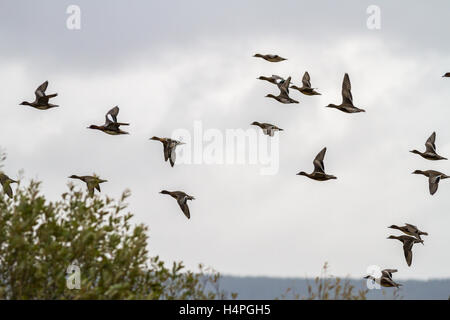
left=0, top=160, right=232, bottom=299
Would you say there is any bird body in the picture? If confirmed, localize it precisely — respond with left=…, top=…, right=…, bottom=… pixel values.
left=69, top=175, right=107, bottom=197
left=387, top=235, right=423, bottom=266
left=88, top=106, right=129, bottom=135
left=410, top=132, right=447, bottom=161
left=297, top=147, right=337, bottom=181
left=290, top=71, right=321, bottom=96
left=150, top=136, right=185, bottom=167
left=265, top=76, right=299, bottom=104
left=412, top=170, right=449, bottom=195
left=364, top=269, right=402, bottom=288
left=160, top=190, right=195, bottom=219
left=326, top=73, right=365, bottom=113
left=20, top=81, right=59, bottom=110
left=253, top=53, right=286, bottom=62
left=389, top=223, right=428, bottom=242
left=251, top=122, right=283, bottom=137
left=0, top=173, right=17, bottom=199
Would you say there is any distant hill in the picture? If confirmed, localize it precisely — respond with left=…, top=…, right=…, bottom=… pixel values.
left=219, top=276, right=450, bottom=300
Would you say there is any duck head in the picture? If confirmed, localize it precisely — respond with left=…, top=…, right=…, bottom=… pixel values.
left=160, top=190, right=170, bottom=195
left=68, top=175, right=80, bottom=179
left=251, top=121, right=260, bottom=126
left=388, top=225, right=400, bottom=230
left=20, top=101, right=31, bottom=106
left=296, top=171, right=308, bottom=176
left=265, top=94, right=277, bottom=99
left=253, top=54, right=263, bottom=58
left=410, top=150, right=422, bottom=155
left=387, top=235, right=399, bottom=240
left=325, top=103, right=338, bottom=109
left=88, top=125, right=101, bottom=130
left=412, top=170, right=425, bottom=175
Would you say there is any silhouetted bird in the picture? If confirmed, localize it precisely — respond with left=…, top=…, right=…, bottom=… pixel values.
left=0, top=173, right=17, bottom=199
left=388, top=223, right=428, bottom=243
left=20, top=81, right=58, bottom=110
left=410, top=132, right=447, bottom=160
left=412, top=170, right=449, bottom=195
left=290, top=71, right=321, bottom=96
left=150, top=137, right=185, bottom=167
left=297, top=147, right=337, bottom=181
left=364, top=269, right=402, bottom=288
left=251, top=122, right=283, bottom=137
left=326, top=73, right=365, bottom=113
left=88, top=106, right=129, bottom=135
left=253, top=53, right=286, bottom=62
left=160, top=190, right=195, bottom=219
left=265, top=77, right=299, bottom=104
left=387, top=235, right=423, bottom=267
left=69, top=175, right=107, bottom=197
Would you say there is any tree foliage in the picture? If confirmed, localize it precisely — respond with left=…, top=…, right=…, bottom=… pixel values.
left=0, top=170, right=231, bottom=300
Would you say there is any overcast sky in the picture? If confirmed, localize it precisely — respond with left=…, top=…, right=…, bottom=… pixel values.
left=1, top=0, right=449, bottom=280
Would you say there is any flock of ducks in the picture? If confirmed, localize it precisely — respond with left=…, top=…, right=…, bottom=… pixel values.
left=0, top=53, right=448, bottom=289
left=253, top=53, right=449, bottom=289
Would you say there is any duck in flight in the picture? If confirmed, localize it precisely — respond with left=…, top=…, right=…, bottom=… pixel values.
left=388, top=223, right=428, bottom=243
left=326, top=73, right=365, bottom=113
left=88, top=106, right=129, bottom=135
left=150, top=137, right=185, bottom=167
left=69, top=175, right=107, bottom=197
left=412, top=170, right=449, bottom=195
left=265, top=76, right=299, bottom=104
left=387, top=235, right=423, bottom=267
left=0, top=173, right=18, bottom=199
left=364, top=269, right=402, bottom=288
left=290, top=72, right=321, bottom=96
left=410, top=132, right=447, bottom=161
left=253, top=53, right=287, bottom=62
left=251, top=122, right=283, bottom=137
left=297, top=147, right=337, bottom=181
left=257, top=75, right=285, bottom=85
left=20, top=81, right=58, bottom=110
left=160, top=190, right=195, bottom=219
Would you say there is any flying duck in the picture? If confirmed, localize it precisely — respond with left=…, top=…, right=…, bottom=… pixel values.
left=265, top=77, right=299, bottom=104
left=251, top=122, right=283, bottom=137
left=326, top=73, right=365, bottom=113
left=297, top=147, right=337, bottom=181
left=160, top=190, right=195, bottom=219
left=150, top=137, right=185, bottom=167
left=69, top=175, right=107, bottom=197
left=410, top=132, right=447, bottom=160
left=388, top=223, right=428, bottom=242
left=257, top=75, right=285, bottom=85
left=412, top=170, right=449, bottom=195
left=387, top=235, right=423, bottom=267
left=20, top=81, right=59, bottom=110
left=364, top=269, right=402, bottom=288
left=290, top=72, right=321, bottom=96
left=253, top=53, right=287, bottom=62
left=442, top=72, right=450, bottom=77
left=0, top=173, right=17, bottom=199
left=88, top=106, right=129, bottom=135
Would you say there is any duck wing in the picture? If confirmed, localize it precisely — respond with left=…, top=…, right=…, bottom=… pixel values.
left=35, top=81, right=48, bottom=98
left=86, top=181, right=95, bottom=197
left=341, top=73, right=353, bottom=105
left=428, top=175, right=441, bottom=195
left=302, top=72, right=312, bottom=88
left=381, top=269, right=397, bottom=279
left=313, top=147, right=327, bottom=173
left=403, top=240, right=414, bottom=266
left=177, top=196, right=191, bottom=219
left=169, top=145, right=177, bottom=167
left=425, top=132, right=437, bottom=153
left=278, top=76, right=291, bottom=97
left=2, top=182, right=13, bottom=198
left=105, top=106, right=119, bottom=125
